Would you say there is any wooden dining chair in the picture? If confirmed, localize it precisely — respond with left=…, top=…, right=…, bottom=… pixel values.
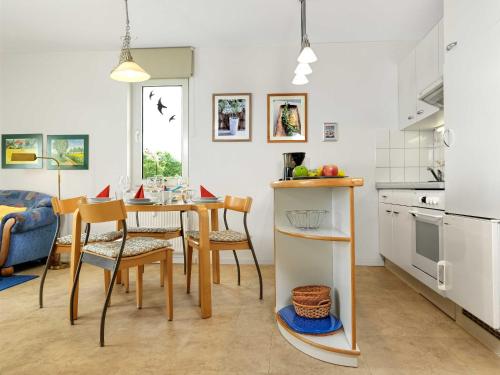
left=39, top=196, right=123, bottom=308
left=69, top=200, right=174, bottom=347
left=119, top=211, right=187, bottom=294
left=186, top=196, right=263, bottom=299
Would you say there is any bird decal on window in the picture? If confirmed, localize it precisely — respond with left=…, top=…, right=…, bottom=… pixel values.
left=157, top=98, right=167, bottom=115
left=169, top=115, right=176, bottom=123
left=149, top=91, right=155, bottom=100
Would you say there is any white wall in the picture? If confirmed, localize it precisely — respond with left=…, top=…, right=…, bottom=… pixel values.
left=0, top=42, right=412, bottom=265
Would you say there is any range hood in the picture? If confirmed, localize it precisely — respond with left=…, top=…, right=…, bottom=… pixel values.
left=419, top=79, right=444, bottom=108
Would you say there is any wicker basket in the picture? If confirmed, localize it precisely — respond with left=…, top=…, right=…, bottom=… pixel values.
left=293, top=294, right=328, bottom=306
left=292, top=285, right=331, bottom=300
left=293, top=299, right=331, bottom=319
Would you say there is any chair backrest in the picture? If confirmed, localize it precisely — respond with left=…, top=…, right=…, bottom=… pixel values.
left=224, top=196, right=252, bottom=213
left=78, top=200, right=127, bottom=224
left=52, top=196, right=87, bottom=215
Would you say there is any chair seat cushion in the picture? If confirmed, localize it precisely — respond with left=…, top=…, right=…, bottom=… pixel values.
left=127, top=226, right=180, bottom=233
left=83, top=237, right=172, bottom=258
left=186, top=230, right=247, bottom=242
left=57, top=231, right=123, bottom=245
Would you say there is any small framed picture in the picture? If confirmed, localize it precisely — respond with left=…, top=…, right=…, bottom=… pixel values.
left=323, top=122, right=338, bottom=142
left=47, top=135, right=89, bottom=170
left=1, top=134, right=43, bottom=169
left=212, top=93, right=251, bottom=142
left=267, top=93, right=307, bottom=143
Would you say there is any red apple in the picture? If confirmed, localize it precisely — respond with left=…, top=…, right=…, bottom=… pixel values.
left=322, top=164, right=339, bottom=177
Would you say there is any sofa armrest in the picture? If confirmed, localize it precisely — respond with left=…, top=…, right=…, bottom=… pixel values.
left=2, top=207, right=56, bottom=234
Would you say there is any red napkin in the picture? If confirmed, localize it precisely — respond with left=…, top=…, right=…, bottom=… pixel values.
left=134, top=184, right=145, bottom=199
left=96, top=185, right=110, bottom=198
left=200, top=185, right=215, bottom=198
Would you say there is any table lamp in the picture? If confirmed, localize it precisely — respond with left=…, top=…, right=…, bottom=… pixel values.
left=11, top=153, right=61, bottom=199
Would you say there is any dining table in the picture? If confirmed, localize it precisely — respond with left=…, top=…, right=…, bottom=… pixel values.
left=69, top=199, right=225, bottom=320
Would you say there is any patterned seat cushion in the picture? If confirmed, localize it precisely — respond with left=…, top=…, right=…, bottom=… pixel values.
left=57, top=231, right=123, bottom=245
left=83, top=237, right=172, bottom=258
left=186, top=230, right=247, bottom=242
left=127, top=226, right=180, bottom=233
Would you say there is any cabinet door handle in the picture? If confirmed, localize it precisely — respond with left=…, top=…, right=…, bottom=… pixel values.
left=437, top=260, right=449, bottom=291
left=417, top=110, right=424, bottom=115
left=407, top=115, right=414, bottom=120
left=446, top=41, right=458, bottom=51
left=385, top=210, right=392, bottom=214
left=381, top=195, right=388, bottom=198
left=393, top=211, right=400, bottom=215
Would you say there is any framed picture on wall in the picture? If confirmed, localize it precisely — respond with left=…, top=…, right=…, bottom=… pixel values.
left=323, top=122, right=338, bottom=141
left=267, top=93, right=307, bottom=143
left=212, top=93, right=252, bottom=142
left=47, top=135, right=89, bottom=170
left=1, top=134, right=43, bottom=169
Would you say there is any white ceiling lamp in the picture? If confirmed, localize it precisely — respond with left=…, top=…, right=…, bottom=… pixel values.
left=110, top=0, right=150, bottom=83
left=292, top=74, right=309, bottom=86
left=294, top=62, right=312, bottom=76
left=292, top=0, right=317, bottom=84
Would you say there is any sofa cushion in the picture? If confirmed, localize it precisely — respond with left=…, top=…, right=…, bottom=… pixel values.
left=186, top=230, right=247, bottom=242
left=0, top=205, right=27, bottom=221
left=57, top=231, right=123, bottom=246
left=83, top=237, right=172, bottom=258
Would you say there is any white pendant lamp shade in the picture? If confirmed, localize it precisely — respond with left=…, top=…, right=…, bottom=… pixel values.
left=294, top=62, right=312, bottom=76
left=110, top=61, right=151, bottom=82
left=297, top=46, right=318, bottom=64
left=292, top=74, right=309, bottom=85
left=111, top=0, right=150, bottom=83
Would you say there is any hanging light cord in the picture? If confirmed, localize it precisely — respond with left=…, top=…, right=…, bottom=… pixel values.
left=300, top=0, right=310, bottom=48
left=118, top=0, right=133, bottom=64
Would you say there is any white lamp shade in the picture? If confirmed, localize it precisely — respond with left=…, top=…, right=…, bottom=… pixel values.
left=292, top=74, right=309, bottom=85
left=294, top=63, right=312, bottom=75
left=297, top=46, right=318, bottom=64
left=110, top=61, right=151, bottom=82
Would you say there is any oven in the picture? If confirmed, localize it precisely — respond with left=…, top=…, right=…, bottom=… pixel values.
left=409, top=203, right=445, bottom=282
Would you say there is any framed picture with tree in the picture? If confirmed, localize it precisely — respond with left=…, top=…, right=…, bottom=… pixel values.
left=267, top=93, right=307, bottom=143
left=47, top=135, right=89, bottom=170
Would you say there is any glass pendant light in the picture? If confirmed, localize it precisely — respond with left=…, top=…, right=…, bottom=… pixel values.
left=110, top=0, right=150, bottom=82
left=292, top=74, right=309, bottom=85
left=297, top=45, right=318, bottom=64
left=294, top=62, right=312, bottom=75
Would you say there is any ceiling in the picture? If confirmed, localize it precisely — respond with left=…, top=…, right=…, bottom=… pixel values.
left=0, top=0, right=443, bottom=52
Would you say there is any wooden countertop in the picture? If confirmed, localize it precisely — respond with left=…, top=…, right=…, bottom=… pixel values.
left=271, top=177, right=364, bottom=189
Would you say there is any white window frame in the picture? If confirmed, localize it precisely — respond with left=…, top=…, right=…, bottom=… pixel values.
left=129, top=79, right=189, bottom=185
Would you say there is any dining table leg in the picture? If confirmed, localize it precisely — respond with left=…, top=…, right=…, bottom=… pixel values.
left=210, top=208, right=220, bottom=285
left=69, top=209, right=82, bottom=321
left=196, top=206, right=212, bottom=318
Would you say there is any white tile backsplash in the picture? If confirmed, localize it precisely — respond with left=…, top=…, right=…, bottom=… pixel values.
left=376, top=149, right=390, bottom=167
left=390, top=130, right=405, bottom=148
left=404, top=149, right=419, bottom=167
left=390, top=149, right=404, bottom=168
left=376, top=128, right=440, bottom=183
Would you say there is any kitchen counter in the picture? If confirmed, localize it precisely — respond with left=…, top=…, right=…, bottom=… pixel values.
left=375, top=181, right=444, bottom=190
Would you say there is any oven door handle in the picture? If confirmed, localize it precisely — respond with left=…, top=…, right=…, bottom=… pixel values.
left=437, top=260, right=449, bottom=291
left=409, top=210, right=444, bottom=222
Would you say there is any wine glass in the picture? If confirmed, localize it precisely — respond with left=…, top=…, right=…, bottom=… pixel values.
left=118, top=176, right=131, bottom=199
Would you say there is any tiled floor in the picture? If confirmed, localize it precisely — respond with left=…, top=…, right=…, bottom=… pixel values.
left=0, top=264, right=498, bottom=374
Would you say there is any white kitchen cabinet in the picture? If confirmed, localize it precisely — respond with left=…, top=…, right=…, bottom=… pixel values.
left=444, top=0, right=500, bottom=54
left=438, top=19, right=444, bottom=78
left=392, top=205, right=412, bottom=271
left=379, top=203, right=393, bottom=258
left=444, top=20, right=500, bottom=218
left=416, top=23, right=439, bottom=95
left=443, top=215, right=499, bottom=329
left=398, top=51, right=417, bottom=129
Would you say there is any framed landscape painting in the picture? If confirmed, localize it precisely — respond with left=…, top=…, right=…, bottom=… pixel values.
left=47, top=135, right=89, bottom=170
left=212, top=93, right=251, bottom=142
left=267, top=93, right=307, bottom=143
left=1, top=134, right=43, bottom=169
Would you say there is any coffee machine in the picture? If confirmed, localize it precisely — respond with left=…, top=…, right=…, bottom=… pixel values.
left=282, top=152, right=306, bottom=180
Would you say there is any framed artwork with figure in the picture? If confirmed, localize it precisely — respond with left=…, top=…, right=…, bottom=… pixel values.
left=267, top=93, right=307, bottom=143
left=212, top=93, right=252, bottom=142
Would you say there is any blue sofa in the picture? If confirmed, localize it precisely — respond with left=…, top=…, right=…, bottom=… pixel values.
left=0, top=190, right=57, bottom=275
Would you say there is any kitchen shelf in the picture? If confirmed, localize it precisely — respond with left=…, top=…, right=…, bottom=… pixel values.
left=276, top=225, right=351, bottom=242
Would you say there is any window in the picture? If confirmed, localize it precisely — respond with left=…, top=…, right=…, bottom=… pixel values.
left=131, top=79, right=188, bottom=183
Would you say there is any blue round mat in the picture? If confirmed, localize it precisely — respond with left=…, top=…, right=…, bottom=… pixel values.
left=278, top=305, right=342, bottom=335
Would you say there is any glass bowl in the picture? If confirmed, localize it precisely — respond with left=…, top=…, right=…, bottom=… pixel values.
left=286, top=210, right=328, bottom=230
